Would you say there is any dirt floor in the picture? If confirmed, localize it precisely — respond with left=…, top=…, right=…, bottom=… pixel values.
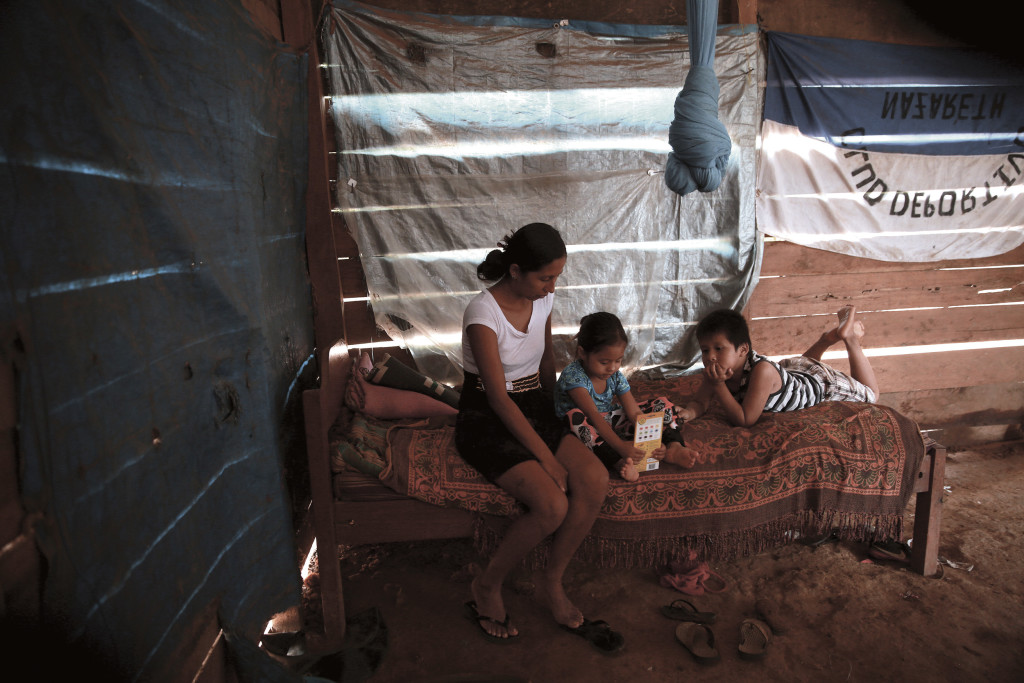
left=298, top=440, right=1024, bottom=682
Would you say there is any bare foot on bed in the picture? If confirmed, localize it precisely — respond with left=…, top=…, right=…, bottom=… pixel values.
left=618, top=458, right=640, bottom=482
left=470, top=576, right=517, bottom=638
left=657, top=442, right=699, bottom=468
left=540, top=576, right=583, bottom=629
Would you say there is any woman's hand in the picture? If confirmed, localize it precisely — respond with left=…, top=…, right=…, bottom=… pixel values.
left=541, top=457, right=569, bottom=492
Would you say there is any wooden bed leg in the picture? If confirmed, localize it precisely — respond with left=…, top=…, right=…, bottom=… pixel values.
left=303, top=388, right=347, bottom=650
left=910, top=441, right=946, bottom=576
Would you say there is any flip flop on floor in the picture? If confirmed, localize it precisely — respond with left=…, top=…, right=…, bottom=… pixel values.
left=675, top=622, right=720, bottom=664
left=869, top=540, right=911, bottom=563
left=559, top=618, right=625, bottom=654
left=738, top=618, right=773, bottom=660
left=463, top=601, right=517, bottom=643
left=660, top=564, right=728, bottom=596
left=659, top=598, right=716, bottom=624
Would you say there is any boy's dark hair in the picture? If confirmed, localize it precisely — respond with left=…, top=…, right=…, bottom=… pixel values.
left=477, top=222, right=566, bottom=281
left=576, top=311, right=628, bottom=352
left=695, top=308, right=751, bottom=349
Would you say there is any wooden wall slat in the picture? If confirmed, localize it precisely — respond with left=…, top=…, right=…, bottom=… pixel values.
left=820, top=346, right=1024, bottom=394
left=760, top=240, right=1024, bottom=277
left=879, top=382, right=1024, bottom=430
left=747, top=265, right=1024, bottom=316
left=333, top=217, right=359, bottom=256
left=338, top=260, right=368, bottom=299
left=752, top=306, right=1024, bottom=355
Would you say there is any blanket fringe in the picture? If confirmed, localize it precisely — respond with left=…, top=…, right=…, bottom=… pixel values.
left=473, top=510, right=905, bottom=570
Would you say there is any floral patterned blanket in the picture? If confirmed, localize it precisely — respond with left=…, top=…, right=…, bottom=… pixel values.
left=342, top=374, right=925, bottom=567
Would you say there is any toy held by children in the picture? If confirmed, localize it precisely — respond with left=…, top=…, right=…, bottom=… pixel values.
left=678, top=306, right=880, bottom=428
left=554, top=312, right=699, bottom=481
left=632, top=412, right=664, bottom=472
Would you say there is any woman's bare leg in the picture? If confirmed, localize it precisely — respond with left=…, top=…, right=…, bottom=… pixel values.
left=539, top=435, right=609, bottom=628
left=472, top=461, right=568, bottom=638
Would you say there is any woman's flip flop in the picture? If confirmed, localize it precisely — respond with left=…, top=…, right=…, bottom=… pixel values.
left=464, top=601, right=517, bottom=643
left=659, top=598, right=716, bottom=624
left=559, top=618, right=625, bottom=654
left=675, top=622, right=720, bottom=664
left=738, top=618, right=773, bottom=660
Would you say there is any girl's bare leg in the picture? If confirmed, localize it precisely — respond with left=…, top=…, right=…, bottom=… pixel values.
left=540, top=435, right=608, bottom=628
left=473, top=462, right=570, bottom=638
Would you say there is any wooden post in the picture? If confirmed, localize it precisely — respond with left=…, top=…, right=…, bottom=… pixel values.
left=735, top=0, right=757, bottom=25
left=281, top=0, right=346, bottom=350
left=911, top=440, right=946, bottom=576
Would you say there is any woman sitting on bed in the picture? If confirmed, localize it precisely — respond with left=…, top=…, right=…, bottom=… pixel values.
left=455, top=222, right=623, bottom=652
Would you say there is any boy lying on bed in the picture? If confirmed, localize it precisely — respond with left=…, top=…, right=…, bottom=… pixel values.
left=677, top=306, right=879, bottom=427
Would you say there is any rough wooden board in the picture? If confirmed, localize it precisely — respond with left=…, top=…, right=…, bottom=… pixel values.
left=748, top=265, right=1023, bottom=315
left=825, top=346, right=1024, bottom=394
left=760, top=240, right=1024, bottom=277
left=750, top=306, right=1024, bottom=356
left=878, top=382, right=1024, bottom=429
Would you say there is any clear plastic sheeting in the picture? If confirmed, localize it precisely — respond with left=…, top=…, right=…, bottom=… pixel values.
left=323, top=0, right=762, bottom=383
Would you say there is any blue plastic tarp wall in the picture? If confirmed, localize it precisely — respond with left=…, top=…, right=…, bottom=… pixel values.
left=1, top=0, right=314, bottom=678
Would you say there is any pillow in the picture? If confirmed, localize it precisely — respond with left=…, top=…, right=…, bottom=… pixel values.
left=365, top=352, right=460, bottom=409
left=346, top=352, right=458, bottom=420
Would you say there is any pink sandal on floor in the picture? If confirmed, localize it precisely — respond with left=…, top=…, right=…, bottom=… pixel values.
left=660, top=555, right=728, bottom=595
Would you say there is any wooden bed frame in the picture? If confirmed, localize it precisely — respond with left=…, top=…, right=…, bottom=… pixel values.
left=303, top=340, right=947, bottom=646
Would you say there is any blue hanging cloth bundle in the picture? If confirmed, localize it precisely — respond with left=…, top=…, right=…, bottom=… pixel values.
left=664, top=0, right=732, bottom=196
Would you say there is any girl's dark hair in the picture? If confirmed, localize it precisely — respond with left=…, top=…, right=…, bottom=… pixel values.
left=576, top=312, right=628, bottom=353
left=476, top=222, right=567, bottom=282
left=695, top=308, right=751, bottom=349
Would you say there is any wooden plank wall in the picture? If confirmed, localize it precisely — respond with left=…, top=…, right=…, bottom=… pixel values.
left=746, top=241, right=1024, bottom=444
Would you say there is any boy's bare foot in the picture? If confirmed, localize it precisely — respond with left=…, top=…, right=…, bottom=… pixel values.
left=836, top=305, right=865, bottom=342
left=660, top=442, right=699, bottom=468
left=470, top=576, right=517, bottom=638
left=540, top=575, right=584, bottom=629
left=618, top=458, right=640, bottom=482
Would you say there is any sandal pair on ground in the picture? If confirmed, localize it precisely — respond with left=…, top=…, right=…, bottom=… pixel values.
left=662, top=598, right=779, bottom=664
left=660, top=551, right=729, bottom=596
left=464, top=601, right=625, bottom=654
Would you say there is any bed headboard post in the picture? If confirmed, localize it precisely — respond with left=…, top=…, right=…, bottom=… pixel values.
left=324, top=340, right=353, bottom=423
left=302, top=339, right=353, bottom=647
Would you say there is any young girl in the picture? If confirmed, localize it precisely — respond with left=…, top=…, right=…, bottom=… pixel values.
left=455, top=224, right=623, bottom=652
left=554, top=312, right=698, bottom=481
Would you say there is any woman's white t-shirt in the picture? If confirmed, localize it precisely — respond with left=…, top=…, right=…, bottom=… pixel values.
left=462, top=290, right=553, bottom=381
